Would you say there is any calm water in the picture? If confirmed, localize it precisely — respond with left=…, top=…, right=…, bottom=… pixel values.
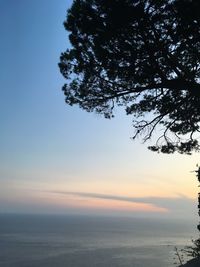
left=0, top=214, right=197, bottom=267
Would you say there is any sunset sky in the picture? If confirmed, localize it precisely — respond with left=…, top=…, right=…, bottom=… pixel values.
left=0, top=0, right=200, bottom=220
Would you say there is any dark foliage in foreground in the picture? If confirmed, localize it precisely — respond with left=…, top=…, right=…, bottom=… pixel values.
left=59, top=0, right=200, bottom=154
left=183, top=239, right=200, bottom=259
left=179, top=168, right=200, bottom=266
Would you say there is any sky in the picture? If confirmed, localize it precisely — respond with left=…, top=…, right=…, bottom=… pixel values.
left=0, top=0, right=200, bottom=221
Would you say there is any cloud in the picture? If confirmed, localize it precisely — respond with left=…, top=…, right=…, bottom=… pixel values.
left=49, top=190, right=196, bottom=214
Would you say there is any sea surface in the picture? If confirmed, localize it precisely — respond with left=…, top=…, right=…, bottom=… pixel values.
left=0, top=214, right=197, bottom=267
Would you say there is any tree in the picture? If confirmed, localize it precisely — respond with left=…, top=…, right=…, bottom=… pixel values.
left=177, top=168, right=200, bottom=266
left=59, top=0, right=200, bottom=154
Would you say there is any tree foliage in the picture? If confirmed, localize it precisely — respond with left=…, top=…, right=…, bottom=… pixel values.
left=59, top=0, right=200, bottom=154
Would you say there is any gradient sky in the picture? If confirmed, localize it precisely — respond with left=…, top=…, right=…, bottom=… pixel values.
left=0, top=0, right=200, bottom=220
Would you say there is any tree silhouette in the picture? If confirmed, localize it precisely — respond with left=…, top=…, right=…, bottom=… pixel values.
left=59, top=0, right=200, bottom=154
left=181, top=167, right=200, bottom=265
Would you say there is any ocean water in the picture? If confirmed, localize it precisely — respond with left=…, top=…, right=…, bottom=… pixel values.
left=0, top=214, right=197, bottom=267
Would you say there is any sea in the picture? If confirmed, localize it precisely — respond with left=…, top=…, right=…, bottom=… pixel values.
left=0, top=214, right=198, bottom=267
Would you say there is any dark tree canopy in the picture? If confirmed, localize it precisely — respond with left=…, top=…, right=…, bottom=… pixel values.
left=59, top=0, right=200, bottom=154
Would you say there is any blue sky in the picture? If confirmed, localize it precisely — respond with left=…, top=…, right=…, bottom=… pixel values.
left=0, top=0, right=199, bottom=220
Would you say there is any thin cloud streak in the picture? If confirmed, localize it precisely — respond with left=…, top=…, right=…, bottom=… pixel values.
left=49, top=191, right=196, bottom=212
